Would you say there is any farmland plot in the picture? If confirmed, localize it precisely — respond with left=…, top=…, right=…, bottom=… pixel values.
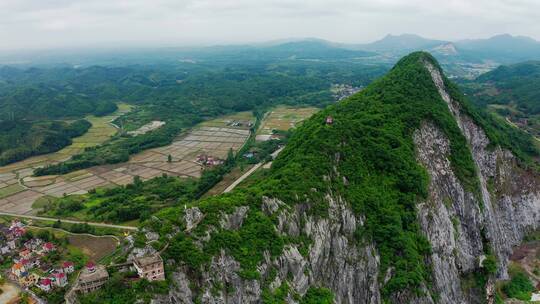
left=256, top=106, right=318, bottom=141
left=0, top=111, right=252, bottom=215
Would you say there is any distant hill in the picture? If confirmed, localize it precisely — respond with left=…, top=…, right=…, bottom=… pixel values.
left=358, top=34, right=448, bottom=54
left=259, top=40, right=375, bottom=60
left=181, top=39, right=376, bottom=61
left=473, top=61, right=540, bottom=113
left=454, top=34, right=540, bottom=63
left=462, top=61, right=540, bottom=137
left=352, top=33, right=540, bottom=65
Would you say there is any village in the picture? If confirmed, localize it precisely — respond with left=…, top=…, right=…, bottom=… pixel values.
left=0, top=218, right=166, bottom=303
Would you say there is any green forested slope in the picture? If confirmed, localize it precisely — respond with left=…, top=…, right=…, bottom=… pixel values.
left=147, top=52, right=538, bottom=299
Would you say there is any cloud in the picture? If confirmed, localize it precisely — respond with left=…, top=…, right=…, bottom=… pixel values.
left=0, top=0, right=539, bottom=50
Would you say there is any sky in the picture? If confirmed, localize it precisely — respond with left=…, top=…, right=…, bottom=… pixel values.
left=1, top=0, right=539, bottom=51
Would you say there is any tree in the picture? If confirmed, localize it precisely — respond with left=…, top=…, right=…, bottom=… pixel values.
left=133, top=176, right=142, bottom=187
left=53, top=220, right=62, bottom=228
left=167, top=154, right=172, bottom=163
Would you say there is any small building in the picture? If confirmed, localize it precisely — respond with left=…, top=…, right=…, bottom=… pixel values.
left=24, top=239, right=43, bottom=251
left=10, top=227, right=25, bottom=238
left=75, top=262, right=109, bottom=294
left=133, top=254, right=165, bottom=281
left=243, top=152, right=255, bottom=159
left=20, top=258, right=34, bottom=270
left=42, top=242, right=56, bottom=253
left=325, top=116, right=334, bottom=125
left=0, top=244, right=11, bottom=255
left=196, top=154, right=223, bottom=167
left=38, top=278, right=53, bottom=292
left=63, top=261, right=75, bottom=274
left=270, top=134, right=284, bottom=140
left=10, top=220, right=24, bottom=230
left=11, top=262, right=25, bottom=277
left=28, top=257, right=41, bottom=268
left=53, top=272, right=68, bottom=287
left=19, top=273, right=39, bottom=287
left=19, top=249, right=32, bottom=259
left=6, top=240, right=16, bottom=250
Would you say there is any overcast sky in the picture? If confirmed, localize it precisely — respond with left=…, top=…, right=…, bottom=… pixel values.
left=1, top=0, right=539, bottom=50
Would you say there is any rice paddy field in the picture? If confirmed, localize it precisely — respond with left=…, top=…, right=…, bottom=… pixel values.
left=256, top=106, right=319, bottom=141
left=0, top=104, right=131, bottom=215
left=0, top=111, right=253, bottom=216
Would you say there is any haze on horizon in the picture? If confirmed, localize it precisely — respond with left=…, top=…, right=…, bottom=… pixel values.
left=1, top=0, right=540, bottom=51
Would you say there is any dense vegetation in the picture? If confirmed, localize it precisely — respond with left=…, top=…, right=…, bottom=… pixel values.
left=42, top=174, right=198, bottom=222
left=499, top=267, right=535, bottom=301
left=258, top=52, right=476, bottom=294
left=0, top=65, right=119, bottom=121
left=0, top=119, right=91, bottom=165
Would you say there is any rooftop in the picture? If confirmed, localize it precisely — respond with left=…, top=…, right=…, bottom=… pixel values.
left=79, top=264, right=108, bottom=283
left=134, top=254, right=163, bottom=267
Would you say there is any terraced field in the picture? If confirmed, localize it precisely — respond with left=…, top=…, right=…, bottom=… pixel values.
left=256, top=106, right=319, bottom=141
left=0, top=111, right=253, bottom=215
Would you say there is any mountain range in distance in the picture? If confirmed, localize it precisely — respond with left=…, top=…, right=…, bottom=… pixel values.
left=1, top=33, right=539, bottom=79
left=353, top=33, right=540, bottom=63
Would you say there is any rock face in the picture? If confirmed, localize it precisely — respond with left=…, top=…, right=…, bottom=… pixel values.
left=416, top=62, right=540, bottom=304
left=158, top=58, right=540, bottom=304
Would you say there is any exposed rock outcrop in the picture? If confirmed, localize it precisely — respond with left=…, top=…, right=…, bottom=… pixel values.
left=416, top=62, right=540, bottom=304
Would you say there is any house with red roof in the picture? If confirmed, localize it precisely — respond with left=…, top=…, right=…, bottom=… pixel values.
left=11, top=227, right=26, bottom=238
left=63, top=261, right=75, bottom=274
left=53, top=272, right=68, bottom=287
left=20, top=258, right=30, bottom=269
left=42, top=242, right=56, bottom=253
left=38, top=278, right=52, bottom=292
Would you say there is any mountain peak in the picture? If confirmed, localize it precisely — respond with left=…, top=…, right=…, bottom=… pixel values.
left=392, top=51, right=440, bottom=71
